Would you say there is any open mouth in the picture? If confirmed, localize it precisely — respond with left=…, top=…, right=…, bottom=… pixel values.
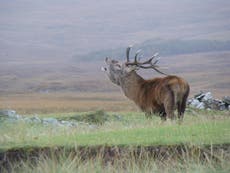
left=101, top=67, right=107, bottom=71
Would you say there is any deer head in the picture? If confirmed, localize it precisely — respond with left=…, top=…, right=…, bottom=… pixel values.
left=102, top=46, right=166, bottom=86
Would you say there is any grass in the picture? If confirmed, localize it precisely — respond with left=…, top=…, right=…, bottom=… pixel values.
left=3, top=149, right=230, bottom=173
left=0, top=110, right=229, bottom=151
left=0, top=109, right=230, bottom=172
left=73, top=119, right=230, bottom=146
left=0, top=92, right=136, bottom=114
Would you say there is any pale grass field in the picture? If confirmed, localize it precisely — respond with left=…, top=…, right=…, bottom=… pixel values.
left=0, top=92, right=138, bottom=114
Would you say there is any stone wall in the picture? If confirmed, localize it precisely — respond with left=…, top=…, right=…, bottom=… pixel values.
left=188, top=91, right=230, bottom=110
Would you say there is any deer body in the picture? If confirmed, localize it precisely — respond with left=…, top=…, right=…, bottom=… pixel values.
left=103, top=46, right=190, bottom=120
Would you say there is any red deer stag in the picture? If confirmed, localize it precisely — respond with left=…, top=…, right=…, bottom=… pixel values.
left=102, top=46, right=190, bottom=120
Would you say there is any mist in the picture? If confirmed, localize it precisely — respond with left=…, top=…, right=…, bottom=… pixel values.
left=1, top=0, right=230, bottom=61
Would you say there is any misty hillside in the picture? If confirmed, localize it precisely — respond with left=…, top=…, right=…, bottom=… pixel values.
left=0, top=0, right=230, bottom=98
left=1, top=0, right=230, bottom=62
left=77, top=39, right=230, bottom=61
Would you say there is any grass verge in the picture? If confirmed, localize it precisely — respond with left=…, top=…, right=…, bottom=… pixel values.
left=0, top=111, right=229, bottom=150
left=0, top=110, right=230, bottom=172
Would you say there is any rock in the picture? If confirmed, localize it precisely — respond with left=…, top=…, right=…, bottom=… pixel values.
left=223, top=96, right=230, bottom=105
left=196, top=102, right=205, bottom=109
left=24, top=117, right=33, bottom=123
left=189, top=92, right=230, bottom=111
left=194, top=92, right=205, bottom=101
left=60, top=120, right=77, bottom=127
left=190, top=99, right=200, bottom=107
left=0, top=110, right=22, bottom=120
left=0, top=110, right=17, bottom=117
left=42, top=117, right=59, bottom=125
left=30, top=116, right=42, bottom=123
left=187, top=98, right=193, bottom=105
left=203, top=99, right=226, bottom=110
left=214, top=99, right=226, bottom=111
left=201, top=92, right=213, bottom=101
left=188, top=98, right=205, bottom=109
left=0, top=109, right=93, bottom=128
left=219, top=103, right=226, bottom=111
left=194, top=91, right=213, bottom=102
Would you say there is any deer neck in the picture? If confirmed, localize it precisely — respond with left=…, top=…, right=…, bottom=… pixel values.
left=120, top=71, right=144, bottom=101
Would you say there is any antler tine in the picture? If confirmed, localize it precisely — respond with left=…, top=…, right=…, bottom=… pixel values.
left=150, top=53, right=160, bottom=65
left=140, top=54, right=167, bottom=75
left=152, top=57, right=160, bottom=65
left=138, top=53, right=158, bottom=65
left=134, top=49, right=142, bottom=63
left=126, top=45, right=132, bottom=62
left=125, top=48, right=167, bottom=75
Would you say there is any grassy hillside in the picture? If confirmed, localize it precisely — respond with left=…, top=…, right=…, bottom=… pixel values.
left=0, top=110, right=229, bottom=151
left=1, top=50, right=229, bottom=115
left=0, top=110, right=230, bottom=173
left=78, top=39, right=230, bottom=61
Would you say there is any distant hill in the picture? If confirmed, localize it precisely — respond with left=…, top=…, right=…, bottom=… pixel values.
left=1, top=0, right=230, bottom=62
left=76, top=39, right=230, bottom=61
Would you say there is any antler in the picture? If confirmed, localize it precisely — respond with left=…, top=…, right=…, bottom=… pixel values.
left=126, top=45, right=132, bottom=62
left=125, top=46, right=167, bottom=75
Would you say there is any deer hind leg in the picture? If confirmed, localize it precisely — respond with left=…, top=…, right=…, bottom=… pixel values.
left=178, top=90, right=189, bottom=121
left=178, top=93, right=188, bottom=120
left=145, top=112, right=153, bottom=119
left=160, top=111, right=167, bottom=121
left=177, top=101, right=183, bottom=124
left=177, top=101, right=183, bottom=119
left=164, top=91, right=175, bottom=120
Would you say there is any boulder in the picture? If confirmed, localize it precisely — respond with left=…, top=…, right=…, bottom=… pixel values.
left=223, top=96, right=230, bottom=105
left=0, top=110, right=21, bottom=119
left=201, top=92, right=213, bottom=101
left=0, top=110, right=16, bottom=117
left=194, top=92, right=205, bottom=102
left=188, top=98, right=205, bottom=109
left=42, top=117, right=59, bottom=125
left=30, top=116, right=42, bottom=123
left=189, top=98, right=200, bottom=107
left=189, top=92, right=230, bottom=111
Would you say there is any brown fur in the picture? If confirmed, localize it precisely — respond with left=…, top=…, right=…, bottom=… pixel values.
left=120, top=72, right=190, bottom=120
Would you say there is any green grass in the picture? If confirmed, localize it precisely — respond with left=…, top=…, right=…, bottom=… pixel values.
left=73, top=120, right=230, bottom=146
left=0, top=110, right=230, bottom=173
left=0, top=110, right=230, bottom=151
left=3, top=150, right=230, bottom=173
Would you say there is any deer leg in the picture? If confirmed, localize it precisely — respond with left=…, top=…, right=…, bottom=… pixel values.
left=160, top=111, right=167, bottom=121
left=177, top=101, right=183, bottom=124
left=164, top=91, right=175, bottom=120
left=178, top=97, right=187, bottom=120
left=178, top=90, right=189, bottom=121
left=145, top=113, right=152, bottom=119
left=145, top=111, right=153, bottom=119
left=177, top=101, right=182, bottom=119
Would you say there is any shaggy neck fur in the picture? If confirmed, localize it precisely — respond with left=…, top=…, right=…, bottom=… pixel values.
left=120, top=71, right=144, bottom=102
